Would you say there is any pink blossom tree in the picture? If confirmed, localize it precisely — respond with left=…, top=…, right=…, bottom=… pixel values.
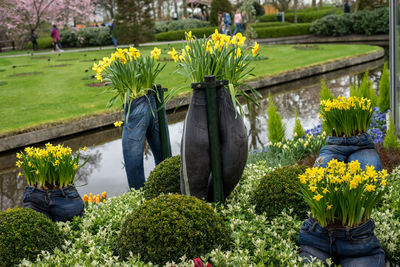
left=0, top=0, right=94, bottom=48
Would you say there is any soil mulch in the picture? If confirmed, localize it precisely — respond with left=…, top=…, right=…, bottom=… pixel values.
left=8, top=72, right=43, bottom=77
left=86, top=82, right=106, bottom=87
left=55, top=58, right=79, bottom=62
left=30, top=56, right=50, bottom=60
left=299, top=146, right=400, bottom=173
left=47, top=64, right=71, bottom=68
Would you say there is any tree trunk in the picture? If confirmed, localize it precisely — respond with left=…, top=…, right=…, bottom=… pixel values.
left=157, top=0, right=162, bottom=19
left=312, top=0, right=316, bottom=7
left=183, top=0, right=187, bottom=18
left=294, top=0, right=298, bottom=23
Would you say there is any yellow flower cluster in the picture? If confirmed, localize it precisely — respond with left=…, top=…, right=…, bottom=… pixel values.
left=114, top=121, right=123, bottom=127
left=299, top=159, right=388, bottom=227
left=83, top=192, right=107, bottom=204
left=320, top=96, right=372, bottom=113
left=16, top=143, right=73, bottom=167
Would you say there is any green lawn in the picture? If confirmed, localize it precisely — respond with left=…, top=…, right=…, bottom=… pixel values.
left=0, top=44, right=382, bottom=134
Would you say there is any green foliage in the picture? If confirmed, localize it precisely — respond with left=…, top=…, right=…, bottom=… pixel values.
left=210, top=0, right=233, bottom=26
left=26, top=37, right=53, bottom=49
left=350, top=70, right=378, bottom=107
left=252, top=21, right=291, bottom=28
left=267, top=95, right=285, bottom=143
left=320, top=79, right=334, bottom=101
left=115, top=0, right=154, bottom=45
left=258, top=8, right=338, bottom=23
left=383, top=113, right=400, bottom=149
left=253, top=1, right=265, bottom=16
left=310, top=7, right=389, bottom=36
left=144, top=155, right=181, bottom=200
left=0, top=208, right=63, bottom=266
left=117, top=194, right=231, bottom=265
left=250, top=165, right=309, bottom=219
left=293, top=108, right=306, bottom=138
left=60, top=28, right=113, bottom=48
left=156, top=23, right=311, bottom=41
left=153, top=19, right=210, bottom=34
left=378, top=62, right=390, bottom=113
left=256, top=23, right=311, bottom=38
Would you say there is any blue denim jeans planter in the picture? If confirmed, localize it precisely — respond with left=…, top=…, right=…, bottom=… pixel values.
left=122, top=92, right=171, bottom=189
left=299, top=217, right=385, bottom=267
left=314, top=133, right=382, bottom=171
left=23, top=186, right=84, bottom=222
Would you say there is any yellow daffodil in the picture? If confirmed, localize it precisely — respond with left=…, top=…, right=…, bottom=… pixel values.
left=168, top=48, right=179, bottom=62
left=252, top=42, right=259, bottom=56
left=114, top=121, right=124, bottom=127
left=151, top=47, right=162, bottom=60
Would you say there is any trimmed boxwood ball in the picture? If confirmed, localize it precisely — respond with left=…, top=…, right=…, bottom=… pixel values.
left=0, top=208, right=64, bottom=266
left=251, top=165, right=309, bottom=219
left=118, top=194, right=231, bottom=265
left=144, top=155, right=181, bottom=200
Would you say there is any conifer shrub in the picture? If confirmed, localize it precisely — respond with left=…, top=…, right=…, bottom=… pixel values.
left=267, top=95, right=286, bottom=143
left=0, top=208, right=64, bottom=266
left=378, top=63, right=390, bottom=113
left=293, top=108, right=306, bottom=138
left=350, top=70, right=377, bottom=107
left=144, top=155, right=181, bottom=200
left=117, top=194, right=231, bottom=265
left=383, top=113, right=400, bottom=149
left=250, top=165, right=309, bottom=219
left=319, top=79, right=334, bottom=101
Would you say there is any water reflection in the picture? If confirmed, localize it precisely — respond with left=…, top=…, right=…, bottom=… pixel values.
left=0, top=58, right=384, bottom=210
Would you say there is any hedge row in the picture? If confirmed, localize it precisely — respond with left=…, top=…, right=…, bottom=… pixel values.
left=252, top=22, right=291, bottom=28
left=310, top=7, right=389, bottom=36
left=60, top=27, right=113, bottom=48
left=26, top=37, right=53, bottom=49
left=156, top=23, right=311, bottom=41
left=154, top=19, right=210, bottom=34
left=258, top=7, right=340, bottom=23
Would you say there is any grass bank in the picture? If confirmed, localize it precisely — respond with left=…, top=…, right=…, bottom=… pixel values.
left=0, top=44, right=382, bottom=134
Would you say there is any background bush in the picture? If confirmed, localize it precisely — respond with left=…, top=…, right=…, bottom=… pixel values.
left=154, top=19, right=210, bottom=33
left=26, top=37, right=53, bottom=49
left=156, top=23, right=311, bottom=41
left=258, top=7, right=339, bottom=23
left=144, top=155, right=181, bottom=200
left=310, top=7, right=389, bottom=36
left=118, top=194, right=231, bottom=265
left=0, top=208, right=64, bottom=266
left=60, top=27, right=113, bottom=47
left=250, top=165, right=309, bottom=218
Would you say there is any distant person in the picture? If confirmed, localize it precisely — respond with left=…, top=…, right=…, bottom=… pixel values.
left=233, top=10, right=243, bottom=34
left=109, top=20, right=118, bottom=48
left=51, top=25, right=63, bottom=52
left=30, top=30, right=38, bottom=51
left=223, top=11, right=232, bottom=36
left=344, top=0, right=350, bottom=13
left=218, top=12, right=224, bottom=32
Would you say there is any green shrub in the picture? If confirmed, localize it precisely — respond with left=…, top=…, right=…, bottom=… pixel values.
left=0, top=208, right=64, bottom=266
left=258, top=8, right=338, bottom=23
left=320, top=79, right=334, bottom=101
left=383, top=113, right=400, bottom=149
left=60, top=28, right=113, bottom=48
left=118, top=194, right=231, bottom=265
left=144, top=155, right=181, bottom=200
left=156, top=27, right=216, bottom=41
left=350, top=70, right=377, bottom=107
left=378, top=62, right=390, bottom=113
left=252, top=21, right=291, bottom=28
left=154, top=19, right=210, bottom=34
left=256, top=23, right=311, bottom=38
left=267, top=95, right=285, bottom=143
left=250, top=165, right=309, bottom=218
left=26, top=37, right=53, bottom=49
left=293, top=108, right=305, bottom=138
left=210, top=0, right=233, bottom=26
left=310, top=7, right=389, bottom=36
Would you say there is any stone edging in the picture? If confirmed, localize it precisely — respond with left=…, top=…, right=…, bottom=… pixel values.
left=0, top=48, right=384, bottom=152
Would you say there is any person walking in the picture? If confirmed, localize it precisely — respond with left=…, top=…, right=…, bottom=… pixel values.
left=344, top=0, right=351, bottom=13
left=30, top=30, right=38, bottom=51
left=233, top=10, right=243, bottom=34
left=223, top=11, right=232, bottom=36
left=109, top=20, right=118, bottom=48
left=51, top=25, right=63, bottom=52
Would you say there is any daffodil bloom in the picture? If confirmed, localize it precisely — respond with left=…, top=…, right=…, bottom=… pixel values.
left=327, top=205, right=332, bottom=210
left=151, top=47, right=162, bottom=59
left=114, top=121, right=124, bottom=127
left=168, top=48, right=179, bottom=62
left=252, top=42, right=259, bottom=56
left=313, top=194, right=323, bottom=201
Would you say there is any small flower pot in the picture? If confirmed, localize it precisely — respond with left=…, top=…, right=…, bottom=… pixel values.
left=22, top=185, right=84, bottom=222
left=299, top=217, right=385, bottom=267
left=314, top=133, right=382, bottom=170
left=180, top=79, right=248, bottom=201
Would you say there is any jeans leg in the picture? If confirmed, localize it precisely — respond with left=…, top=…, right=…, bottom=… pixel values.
left=239, top=23, right=244, bottom=33
left=348, top=149, right=382, bottom=171
left=234, top=23, right=238, bottom=34
left=53, top=43, right=57, bottom=51
left=338, top=254, right=385, bottom=267
left=314, top=145, right=347, bottom=168
left=122, top=98, right=150, bottom=189
left=146, top=95, right=164, bottom=165
left=112, top=37, right=117, bottom=47
left=57, top=40, right=62, bottom=50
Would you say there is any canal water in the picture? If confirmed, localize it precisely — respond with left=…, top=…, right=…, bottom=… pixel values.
left=0, top=58, right=384, bottom=210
